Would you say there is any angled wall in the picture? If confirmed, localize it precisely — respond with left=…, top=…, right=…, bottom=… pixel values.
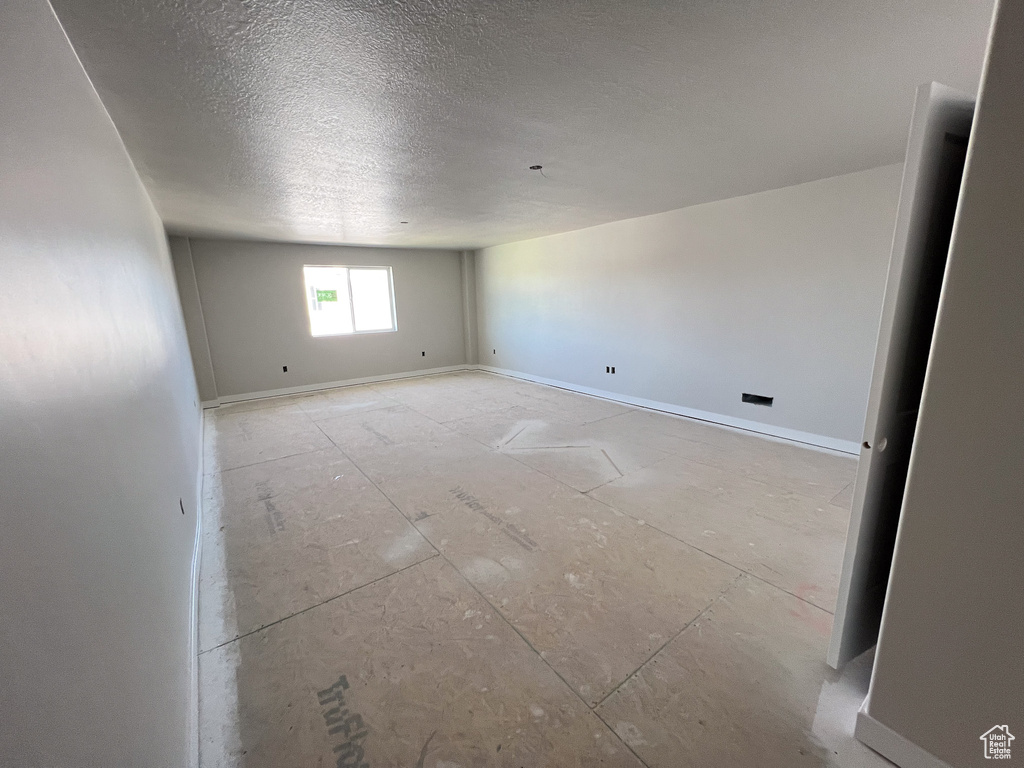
left=0, top=2, right=201, bottom=766
left=170, top=236, right=219, bottom=404
left=476, top=164, right=903, bottom=450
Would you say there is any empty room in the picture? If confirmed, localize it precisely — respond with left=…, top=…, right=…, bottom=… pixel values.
left=2, top=1, right=1022, bottom=767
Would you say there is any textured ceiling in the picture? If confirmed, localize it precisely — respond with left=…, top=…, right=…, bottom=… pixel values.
left=52, top=0, right=995, bottom=249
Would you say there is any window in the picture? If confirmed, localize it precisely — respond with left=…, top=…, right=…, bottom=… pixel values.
left=303, top=265, right=397, bottom=337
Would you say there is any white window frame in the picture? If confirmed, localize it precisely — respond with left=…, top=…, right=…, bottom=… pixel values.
left=303, top=264, right=398, bottom=337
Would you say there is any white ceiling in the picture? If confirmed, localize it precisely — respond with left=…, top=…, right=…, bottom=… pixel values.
left=52, top=0, right=994, bottom=249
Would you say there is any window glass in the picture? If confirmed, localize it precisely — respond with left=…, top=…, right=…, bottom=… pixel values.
left=303, top=265, right=395, bottom=337
left=350, top=268, right=394, bottom=331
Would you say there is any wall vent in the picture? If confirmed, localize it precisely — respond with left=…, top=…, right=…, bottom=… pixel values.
left=742, top=393, right=773, bottom=407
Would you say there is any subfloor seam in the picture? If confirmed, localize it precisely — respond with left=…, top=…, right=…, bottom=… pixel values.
left=830, top=481, right=854, bottom=506
left=197, top=553, right=439, bottom=655
left=582, top=490, right=837, bottom=616
left=438, top=553, right=655, bottom=768
left=600, top=448, right=624, bottom=478
left=593, top=572, right=745, bottom=710
left=580, top=409, right=636, bottom=427
left=499, top=423, right=529, bottom=448
left=212, top=444, right=338, bottom=474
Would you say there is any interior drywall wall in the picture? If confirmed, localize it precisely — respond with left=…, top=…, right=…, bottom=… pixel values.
left=188, top=238, right=466, bottom=398
left=0, top=2, right=201, bottom=767
left=461, top=250, right=479, bottom=365
left=476, top=164, right=903, bottom=447
left=859, top=1, right=1022, bottom=765
left=170, top=235, right=219, bottom=403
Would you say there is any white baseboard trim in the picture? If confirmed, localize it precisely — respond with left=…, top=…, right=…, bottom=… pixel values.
left=209, top=363, right=858, bottom=455
left=478, top=365, right=860, bottom=455
left=187, top=413, right=205, bottom=768
left=855, top=710, right=951, bottom=768
left=215, top=365, right=472, bottom=406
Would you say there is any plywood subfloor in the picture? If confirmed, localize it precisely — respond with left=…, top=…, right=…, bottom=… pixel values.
left=198, top=370, right=892, bottom=767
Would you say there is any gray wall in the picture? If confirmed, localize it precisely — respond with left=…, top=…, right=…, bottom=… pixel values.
left=0, top=2, right=201, bottom=766
left=187, top=238, right=466, bottom=398
left=170, top=236, right=219, bottom=403
left=861, top=1, right=1023, bottom=764
left=461, top=250, right=479, bottom=365
left=476, top=164, right=903, bottom=448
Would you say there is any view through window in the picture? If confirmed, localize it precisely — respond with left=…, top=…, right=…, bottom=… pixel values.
left=303, top=265, right=396, bottom=337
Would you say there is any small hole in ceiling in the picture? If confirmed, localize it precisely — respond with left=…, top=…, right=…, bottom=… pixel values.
left=529, top=165, right=543, bottom=170
left=400, top=221, right=409, bottom=224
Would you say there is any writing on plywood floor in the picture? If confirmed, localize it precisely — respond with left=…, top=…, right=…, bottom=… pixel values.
left=198, top=370, right=886, bottom=767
